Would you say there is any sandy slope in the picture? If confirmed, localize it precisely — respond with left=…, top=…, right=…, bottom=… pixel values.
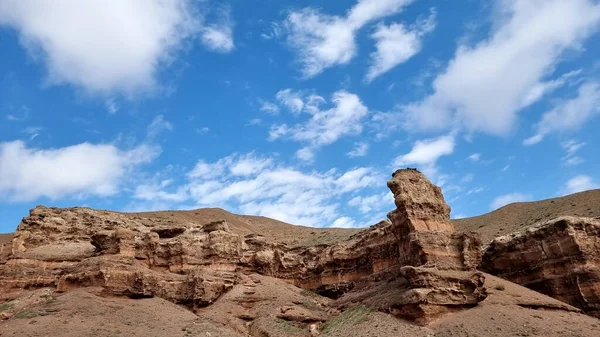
left=453, top=189, right=600, bottom=242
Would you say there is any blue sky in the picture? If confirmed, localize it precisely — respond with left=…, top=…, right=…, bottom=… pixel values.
left=1, top=0, right=600, bottom=232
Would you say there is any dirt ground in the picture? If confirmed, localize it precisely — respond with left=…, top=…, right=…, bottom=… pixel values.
left=0, top=288, right=241, bottom=337
left=0, top=234, right=12, bottom=245
left=2, top=275, right=599, bottom=337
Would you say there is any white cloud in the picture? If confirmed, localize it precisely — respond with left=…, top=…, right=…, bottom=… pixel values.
left=0, top=0, right=204, bottom=95
left=284, top=0, right=414, bottom=77
left=402, top=0, right=600, bottom=135
left=467, top=187, right=485, bottom=195
left=126, top=152, right=387, bottom=227
left=271, top=91, right=369, bottom=160
left=147, top=115, right=173, bottom=138
left=519, top=69, right=582, bottom=108
left=347, top=142, right=369, bottom=158
left=200, top=6, right=234, bottom=53
left=276, top=89, right=305, bottom=114
left=563, top=175, right=598, bottom=194
left=228, top=154, right=273, bottom=176
left=467, top=153, right=481, bottom=162
left=22, top=126, right=43, bottom=141
left=490, top=192, right=531, bottom=209
left=195, top=127, right=210, bottom=134
left=134, top=183, right=188, bottom=203
left=392, top=135, right=455, bottom=181
left=522, top=134, right=544, bottom=146
left=105, top=98, right=119, bottom=114
left=268, top=124, right=290, bottom=141
left=393, top=135, right=455, bottom=167
left=0, top=140, right=158, bottom=202
left=259, top=100, right=280, bottom=115
left=525, top=82, right=600, bottom=144
left=330, top=216, right=357, bottom=228
left=561, top=140, right=586, bottom=166
left=366, top=8, right=435, bottom=82
left=348, top=192, right=390, bottom=214
left=182, top=153, right=384, bottom=226
left=261, top=22, right=282, bottom=40
left=295, top=147, right=315, bottom=162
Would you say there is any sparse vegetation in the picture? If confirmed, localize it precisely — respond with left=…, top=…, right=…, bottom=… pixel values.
left=274, top=318, right=305, bottom=334
left=495, top=284, right=506, bottom=291
left=0, top=301, right=14, bottom=311
left=41, top=293, right=56, bottom=304
left=15, top=310, right=38, bottom=319
left=322, top=306, right=373, bottom=336
left=301, top=289, right=320, bottom=297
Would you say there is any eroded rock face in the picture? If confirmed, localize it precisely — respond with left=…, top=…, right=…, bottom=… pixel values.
left=0, top=169, right=487, bottom=325
left=387, top=169, right=482, bottom=269
left=481, top=216, right=600, bottom=318
left=333, top=266, right=488, bottom=325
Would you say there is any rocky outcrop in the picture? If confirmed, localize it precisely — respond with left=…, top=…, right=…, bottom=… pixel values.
left=481, top=216, right=600, bottom=318
left=333, top=266, right=487, bottom=325
left=387, top=169, right=482, bottom=269
left=0, top=169, right=487, bottom=325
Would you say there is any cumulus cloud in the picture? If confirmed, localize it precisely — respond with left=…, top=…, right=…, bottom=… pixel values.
left=284, top=0, right=414, bottom=77
left=490, top=192, right=531, bottom=209
left=270, top=91, right=369, bottom=161
left=524, top=82, right=600, bottom=145
left=0, top=140, right=159, bottom=202
left=0, top=0, right=234, bottom=95
left=402, top=0, right=600, bottom=135
left=366, top=8, right=436, bottom=82
left=563, top=175, right=598, bottom=194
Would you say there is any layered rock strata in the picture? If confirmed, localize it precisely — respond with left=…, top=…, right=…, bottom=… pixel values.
left=0, top=169, right=487, bottom=324
left=387, top=169, right=482, bottom=269
left=481, top=216, right=600, bottom=317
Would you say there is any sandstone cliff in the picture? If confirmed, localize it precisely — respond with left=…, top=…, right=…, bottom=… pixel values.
left=481, top=216, right=600, bottom=318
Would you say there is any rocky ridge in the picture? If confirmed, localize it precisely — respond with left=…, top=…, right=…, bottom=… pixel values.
left=1, top=169, right=599, bottom=336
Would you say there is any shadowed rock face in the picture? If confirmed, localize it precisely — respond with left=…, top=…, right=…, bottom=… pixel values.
left=481, top=216, right=600, bottom=318
left=0, top=169, right=487, bottom=324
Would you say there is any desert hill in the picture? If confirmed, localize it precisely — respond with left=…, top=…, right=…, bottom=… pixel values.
left=453, top=189, right=600, bottom=242
left=0, top=233, right=12, bottom=244
left=132, top=207, right=361, bottom=247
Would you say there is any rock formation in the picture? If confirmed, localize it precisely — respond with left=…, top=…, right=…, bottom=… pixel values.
left=387, top=169, right=482, bottom=269
left=0, top=169, right=491, bottom=325
left=481, top=216, right=600, bottom=318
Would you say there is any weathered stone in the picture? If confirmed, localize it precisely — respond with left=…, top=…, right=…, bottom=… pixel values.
left=481, top=216, right=600, bottom=318
left=0, top=169, right=487, bottom=325
left=387, top=169, right=482, bottom=270
left=333, top=266, right=488, bottom=325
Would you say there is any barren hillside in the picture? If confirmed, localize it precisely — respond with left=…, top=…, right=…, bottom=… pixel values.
left=131, top=207, right=361, bottom=247
left=0, top=233, right=12, bottom=244
left=453, top=189, right=600, bottom=242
